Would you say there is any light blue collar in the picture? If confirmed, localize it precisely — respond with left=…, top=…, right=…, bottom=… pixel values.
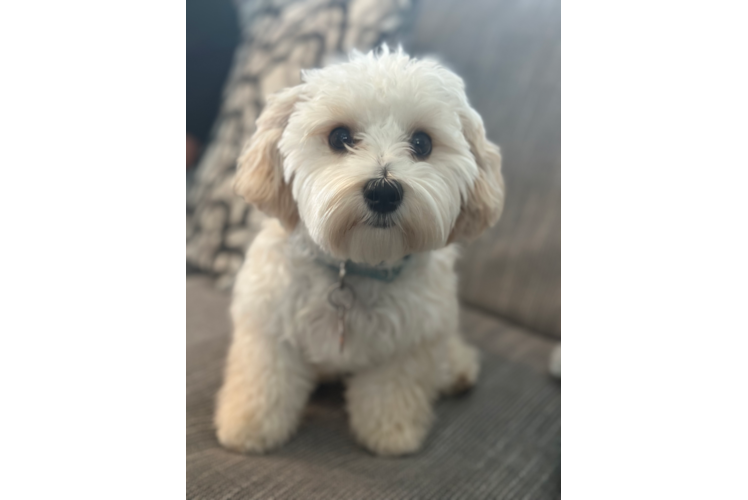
left=316, top=255, right=412, bottom=283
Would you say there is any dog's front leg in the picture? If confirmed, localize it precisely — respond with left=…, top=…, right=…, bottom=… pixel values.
left=346, top=341, right=443, bottom=456
left=215, top=324, right=313, bottom=454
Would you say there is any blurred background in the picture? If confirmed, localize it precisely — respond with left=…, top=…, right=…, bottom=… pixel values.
left=186, top=0, right=560, bottom=498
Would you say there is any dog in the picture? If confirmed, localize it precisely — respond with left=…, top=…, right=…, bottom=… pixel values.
left=215, top=45, right=504, bottom=456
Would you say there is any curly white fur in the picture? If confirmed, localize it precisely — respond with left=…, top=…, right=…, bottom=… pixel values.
left=216, top=46, right=504, bottom=456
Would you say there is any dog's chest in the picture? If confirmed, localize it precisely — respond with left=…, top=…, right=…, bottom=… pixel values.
left=280, top=266, right=452, bottom=372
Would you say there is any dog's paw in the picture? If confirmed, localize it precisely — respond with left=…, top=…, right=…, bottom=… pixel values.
left=549, top=344, right=561, bottom=378
left=214, top=390, right=302, bottom=454
left=215, top=412, right=295, bottom=454
left=348, top=387, right=434, bottom=457
left=441, top=338, right=480, bottom=396
left=352, top=414, right=432, bottom=457
left=443, top=370, right=477, bottom=396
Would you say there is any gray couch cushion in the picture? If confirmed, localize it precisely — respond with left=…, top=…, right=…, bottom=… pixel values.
left=405, top=0, right=561, bottom=338
left=187, top=276, right=560, bottom=499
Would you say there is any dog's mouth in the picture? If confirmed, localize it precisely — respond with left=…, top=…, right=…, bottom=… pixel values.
left=366, top=213, right=395, bottom=229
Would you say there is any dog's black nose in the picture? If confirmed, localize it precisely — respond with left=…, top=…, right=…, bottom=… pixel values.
left=363, top=178, right=403, bottom=214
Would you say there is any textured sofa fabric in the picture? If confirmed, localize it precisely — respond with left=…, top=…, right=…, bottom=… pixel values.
left=187, top=277, right=560, bottom=499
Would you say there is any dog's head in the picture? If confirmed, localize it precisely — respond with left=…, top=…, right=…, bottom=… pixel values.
left=235, top=46, right=504, bottom=264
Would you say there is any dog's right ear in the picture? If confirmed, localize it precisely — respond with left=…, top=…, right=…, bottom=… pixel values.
left=234, top=85, right=303, bottom=230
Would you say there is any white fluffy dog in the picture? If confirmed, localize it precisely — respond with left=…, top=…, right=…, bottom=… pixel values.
left=215, top=46, right=505, bottom=456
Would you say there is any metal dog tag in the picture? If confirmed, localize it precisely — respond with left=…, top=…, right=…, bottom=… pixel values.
left=328, top=284, right=355, bottom=310
left=327, top=262, right=355, bottom=352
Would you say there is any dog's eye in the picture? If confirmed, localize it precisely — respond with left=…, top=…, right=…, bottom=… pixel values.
left=329, top=127, right=353, bottom=151
left=410, top=132, right=432, bottom=158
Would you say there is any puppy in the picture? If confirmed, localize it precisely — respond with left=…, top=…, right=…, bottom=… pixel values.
left=215, top=46, right=504, bottom=456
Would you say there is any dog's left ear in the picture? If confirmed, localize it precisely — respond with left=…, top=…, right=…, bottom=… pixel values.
left=233, top=85, right=303, bottom=230
left=448, top=106, right=505, bottom=243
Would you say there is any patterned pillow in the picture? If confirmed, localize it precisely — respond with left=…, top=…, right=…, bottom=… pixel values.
left=186, top=0, right=415, bottom=288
